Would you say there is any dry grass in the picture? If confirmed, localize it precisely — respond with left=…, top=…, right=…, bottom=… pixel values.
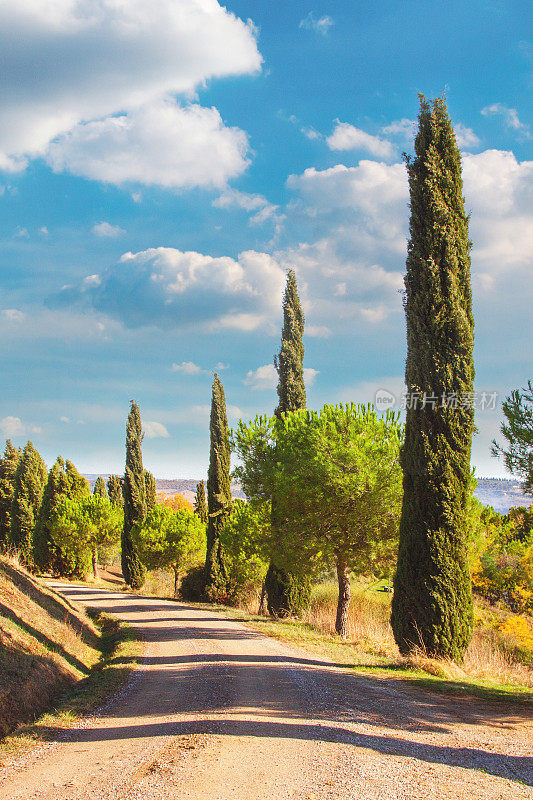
left=0, top=556, right=102, bottom=738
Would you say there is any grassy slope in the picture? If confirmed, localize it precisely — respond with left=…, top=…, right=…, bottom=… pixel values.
left=0, top=558, right=142, bottom=754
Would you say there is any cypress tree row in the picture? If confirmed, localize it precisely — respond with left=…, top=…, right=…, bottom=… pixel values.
left=122, top=401, right=147, bottom=589
left=10, top=441, right=47, bottom=566
left=144, top=470, right=157, bottom=511
left=93, top=476, right=108, bottom=498
left=0, top=440, right=21, bottom=552
left=391, top=95, right=475, bottom=661
left=193, top=480, right=208, bottom=524
left=204, top=375, right=231, bottom=595
left=266, top=269, right=310, bottom=616
left=107, top=474, right=123, bottom=508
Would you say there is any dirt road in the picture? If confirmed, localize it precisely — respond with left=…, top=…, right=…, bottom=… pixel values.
left=1, top=584, right=532, bottom=800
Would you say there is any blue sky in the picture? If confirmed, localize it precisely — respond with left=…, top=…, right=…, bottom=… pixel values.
left=0, top=0, right=531, bottom=479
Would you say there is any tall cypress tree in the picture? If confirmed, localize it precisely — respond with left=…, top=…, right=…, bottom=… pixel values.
left=266, top=269, right=310, bottom=616
left=93, top=476, right=108, bottom=498
left=391, top=95, right=475, bottom=661
left=107, top=474, right=123, bottom=508
left=34, top=456, right=66, bottom=571
left=122, top=401, right=146, bottom=589
left=204, top=375, right=231, bottom=595
left=0, top=440, right=21, bottom=552
left=193, top=480, right=208, bottom=524
left=144, top=470, right=157, bottom=511
left=10, top=441, right=47, bottom=566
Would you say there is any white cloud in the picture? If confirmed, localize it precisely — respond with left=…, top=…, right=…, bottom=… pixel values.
left=39, top=226, right=49, bottom=236
left=93, top=221, right=125, bottom=238
left=213, top=188, right=282, bottom=226
left=381, top=118, right=416, bottom=143
left=244, top=363, right=317, bottom=391
left=143, top=421, right=170, bottom=439
left=304, top=367, right=319, bottom=387
left=60, top=416, right=70, bottom=423
left=306, top=324, right=331, bottom=338
left=14, top=227, right=29, bottom=239
left=327, top=122, right=396, bottom=160
left=0, top=0, right=261, bottom=172
left=83, top=274, right=102, bottom=288
left=244, top=363, right=277, bottom=391
left=481, top=104, right=531, bottom=139
left=48, top=100, right=250, bottom=189
left=454, top=123, right=480, bottom=149
left=171, top=361, right=203, bottom=374
left=360, top=305, right=387, bottom=323
left=50, top=247, right=286, bottom=331
left=1, top=308, right=25, bottom=322
left=0, top=416, right=42, bottom=437
left=299, top=12, right=334, bottom=35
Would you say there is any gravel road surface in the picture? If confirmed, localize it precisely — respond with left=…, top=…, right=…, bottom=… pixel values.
left=0, top=584, right=531, bottom=800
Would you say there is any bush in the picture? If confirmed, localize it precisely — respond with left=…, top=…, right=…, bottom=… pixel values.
left=179, top=565, right=206, bottom=601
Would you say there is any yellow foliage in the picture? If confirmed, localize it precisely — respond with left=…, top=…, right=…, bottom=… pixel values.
left=157, top=493, right=194, bottom=513
left=498, top=615, right=533, bottom=650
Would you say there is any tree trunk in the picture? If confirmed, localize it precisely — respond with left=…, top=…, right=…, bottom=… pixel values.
left=335, top=556, right=351, bottom=637
left=92, top=547, right=98, bottom=582
left=173, top=567, right=180, bottom=599
left=258, top=580, right=267, bottom=615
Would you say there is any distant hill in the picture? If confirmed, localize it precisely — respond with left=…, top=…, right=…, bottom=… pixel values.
left=83, top=474, right=530, bottom=515
left=474, top=478, right=532, bottom=514
left=83, top=475, right=246, bottom=504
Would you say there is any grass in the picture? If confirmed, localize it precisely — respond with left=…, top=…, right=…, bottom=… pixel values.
left=0, top=557, right=143, bottom=764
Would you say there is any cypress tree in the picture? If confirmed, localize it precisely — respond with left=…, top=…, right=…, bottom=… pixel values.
left=391, top=95, right=475, bottom=661
left=204, top=375, right=231, bottom=595
left=34, top=456, right=66, bottom=571
left=266, top=269, right=310, bottom=616
left=107, top=474, right=123, bottom=508
left=193, top=480, right=208, bottom=524
left=93, top=476, right=108, bottom=498
left=0, top=440, right=21, bottom=552
left=122, top=401, right=146, bottom=589
left=10, top=441, right=47, bottom=566
left=144, top=470, right=156, bottom=511
left=35, top=458, right=90, bottom=576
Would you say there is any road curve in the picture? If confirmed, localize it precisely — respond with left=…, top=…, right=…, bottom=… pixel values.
left=0, top=584, right=531, bottom=800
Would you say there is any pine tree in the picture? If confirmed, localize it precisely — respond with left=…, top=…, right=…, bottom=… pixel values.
left=122, top=401, right=146, bottom=589
left=0, top=440, right=21, bottom=552
left=193, top=480, right=208, bottom=524
left=93, top=476, right=108, bottom=498
left=391, top=95, right=475, bottom=661
left=144, top=470, right=156, bottom=511
left=107, top=475, right=123, bottom=508
left=10, top=441, right=47, bottom=566
left=266, top=269, right=310, bottom=616
left=204, top=375, right=231, bottom=595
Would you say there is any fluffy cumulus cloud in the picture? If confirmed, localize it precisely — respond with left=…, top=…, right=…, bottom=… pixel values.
left=93, top=222, right=125, bottom=238
left=327, top=122, right=396, bottom=160
left=244, top=364, right=318, bottom=391
left=0, top=0, right=261, bottom=179
left=171, top=361, right=203, bottom=375
left=143, top=421, right=170, bottom=439
left=48, top=101, right=250, bottom=189
left=49, top=247, right=286, bottom=331
left=0, top=416, right=42, bottom=436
